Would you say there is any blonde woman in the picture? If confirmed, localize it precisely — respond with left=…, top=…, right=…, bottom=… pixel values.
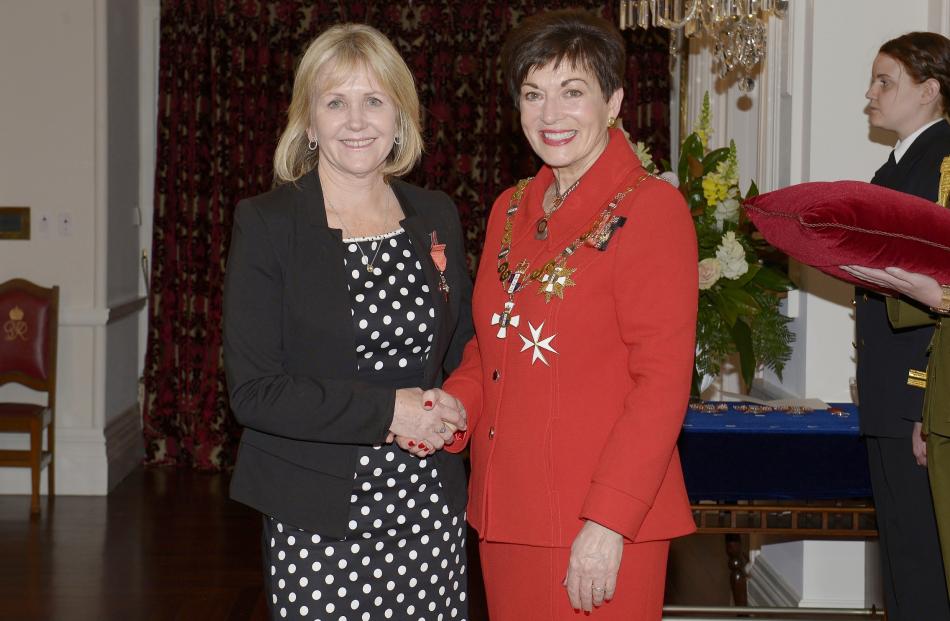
left=223, top=24, right=472, bottom=620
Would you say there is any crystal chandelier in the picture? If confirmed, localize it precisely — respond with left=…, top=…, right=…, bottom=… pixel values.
left=619, top=0, right=787, bottom=92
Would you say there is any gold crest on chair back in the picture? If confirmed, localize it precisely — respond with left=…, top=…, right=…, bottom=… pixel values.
left=0, top=278, right=59, bottom=514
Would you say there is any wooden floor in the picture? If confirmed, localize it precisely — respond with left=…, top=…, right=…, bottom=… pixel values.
left=0, top=467, right=732, bottom=621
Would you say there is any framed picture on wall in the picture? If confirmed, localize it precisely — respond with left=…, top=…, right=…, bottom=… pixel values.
left=0, top=207, right=30, bottom=240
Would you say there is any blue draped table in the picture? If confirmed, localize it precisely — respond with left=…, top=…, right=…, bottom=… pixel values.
left=674, top=402, right=877, bottom=610
left=678, top=402, right=871, bottom=501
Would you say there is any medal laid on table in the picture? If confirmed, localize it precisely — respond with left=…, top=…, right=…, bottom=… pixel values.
left=490, top=174, right=653, bottom=368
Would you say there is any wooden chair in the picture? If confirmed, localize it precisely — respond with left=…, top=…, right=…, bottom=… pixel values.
left=0, top=278, right=58, bottom=514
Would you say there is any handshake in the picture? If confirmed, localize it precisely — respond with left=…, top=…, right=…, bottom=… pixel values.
left=388, top=387, right=467, bottom=457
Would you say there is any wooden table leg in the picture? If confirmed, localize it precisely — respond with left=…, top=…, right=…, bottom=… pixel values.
left=725, top=533, right=748, bottom=606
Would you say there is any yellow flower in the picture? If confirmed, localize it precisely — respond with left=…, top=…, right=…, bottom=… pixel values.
left=702, top=140, right=740, bottom=205
left=695, top=128, right=708, bottom=148
left=702, top=173, right=729, bottom=204
left=694, top=92, right=712, bottom=149
left=716, top=140, right=740, bottom=187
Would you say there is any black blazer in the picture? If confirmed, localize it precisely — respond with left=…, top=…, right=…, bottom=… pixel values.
left=223, top=170, right=474, bottom=535
left=856, top=119, right=950, bottom=437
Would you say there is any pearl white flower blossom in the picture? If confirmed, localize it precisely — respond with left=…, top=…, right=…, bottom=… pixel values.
left=713, top=198, right=740, bottom=230
left=698, top=257, right=723, bottom=290
left=715, top=231, right=749, bottom=280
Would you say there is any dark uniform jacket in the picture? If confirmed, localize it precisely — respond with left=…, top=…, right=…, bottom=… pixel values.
left=856, top=119, right=950, bottom=437
left=223, top=171, right=474, bottom=536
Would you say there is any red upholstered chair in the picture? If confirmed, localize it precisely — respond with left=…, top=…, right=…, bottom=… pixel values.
left=0, top=279, right=58, bottom=514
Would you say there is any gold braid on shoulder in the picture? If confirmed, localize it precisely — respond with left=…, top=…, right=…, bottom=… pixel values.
left=932, top=156, right=950, bottom=314
left=939, top=155, right=950, bottom=207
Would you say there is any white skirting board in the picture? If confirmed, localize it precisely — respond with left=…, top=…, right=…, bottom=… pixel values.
left=749, top=551, right=802, bottom=607
left=747, top=539, right=882, bottom=611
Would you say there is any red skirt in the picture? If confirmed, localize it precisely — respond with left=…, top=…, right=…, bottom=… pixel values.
left=479, top=539, right=669, bottom=620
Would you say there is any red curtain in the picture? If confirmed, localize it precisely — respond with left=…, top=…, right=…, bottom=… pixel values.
left=143, top=0, right=671, bottom=470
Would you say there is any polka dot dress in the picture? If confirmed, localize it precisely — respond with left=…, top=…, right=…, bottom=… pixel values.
left=263, top=229, right=468, bottom=621
left=345, top=229, right=437, bottom=376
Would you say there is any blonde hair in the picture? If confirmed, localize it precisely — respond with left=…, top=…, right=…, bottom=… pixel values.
left=273, top=24, right=423, bottom=184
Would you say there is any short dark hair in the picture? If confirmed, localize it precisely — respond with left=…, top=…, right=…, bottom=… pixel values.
left=880, top=32, right=950, bottom=114
left=501, top=9, right=626, bottom=107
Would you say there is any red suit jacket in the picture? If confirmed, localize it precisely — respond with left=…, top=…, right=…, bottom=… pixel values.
left=445, top=130, right=698, bottom=547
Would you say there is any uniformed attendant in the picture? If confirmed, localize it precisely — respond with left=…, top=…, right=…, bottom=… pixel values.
left=847, top=31, right=950, bottom=620
left=438, top=10, right=698, bottom=620
left=844, top=228, right=950, bottom=601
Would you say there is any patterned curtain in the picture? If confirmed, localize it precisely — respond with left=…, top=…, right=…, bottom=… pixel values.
left=143, top=0, right=671, bottom=470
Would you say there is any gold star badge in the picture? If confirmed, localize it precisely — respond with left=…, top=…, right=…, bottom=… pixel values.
left=538, top=265, right=576, bottom=302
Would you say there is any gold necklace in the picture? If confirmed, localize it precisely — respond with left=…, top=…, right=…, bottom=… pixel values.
left=535, top=177, right=580, bottom=240
left=325, top=196, right=385, bottom=273
left=489, top=174, right=649, bottom=339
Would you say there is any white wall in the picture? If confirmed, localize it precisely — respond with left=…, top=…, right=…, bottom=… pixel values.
left=0, top=0, right=144, bottom=497
left=103, top=0, right=144, bottom=486
left=138, top=0, right=160, bottom=378
left=0, top=1, right=97, bottom=303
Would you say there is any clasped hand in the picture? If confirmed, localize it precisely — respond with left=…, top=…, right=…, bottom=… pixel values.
left=389, top=388, right=466, bottom=457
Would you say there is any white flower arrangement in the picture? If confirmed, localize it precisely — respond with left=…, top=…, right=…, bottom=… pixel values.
left=712, top=197, right=740, bottom=231
left=715, top=231, right=750, bottom=280
left=634, top=91, right=794, bottom=393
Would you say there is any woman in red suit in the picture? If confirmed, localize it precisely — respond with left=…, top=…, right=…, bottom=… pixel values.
left=439, top=9, right=698, bottom=620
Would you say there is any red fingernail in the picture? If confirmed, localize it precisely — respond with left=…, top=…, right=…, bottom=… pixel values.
left=453, top=430, right=464, bottom=440
left=418, top=443, right=427, bottom=450
left=407, top=440, right=415, bottom=447
left=424, top=400, right=433, bottom=408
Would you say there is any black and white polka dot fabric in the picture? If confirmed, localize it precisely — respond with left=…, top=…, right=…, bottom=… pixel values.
left=344, top=230, right=437, bottom=376
left=262, top=229, right=468, bottom=621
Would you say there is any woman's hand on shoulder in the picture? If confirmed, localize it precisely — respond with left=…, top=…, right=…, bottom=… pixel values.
left=563, top=520, right=624, bottom=612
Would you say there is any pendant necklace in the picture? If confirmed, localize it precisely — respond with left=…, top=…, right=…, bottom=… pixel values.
left=490, top=174, right=649, bottom=340
left=535, top=177, right=580, bottom=240
left=326, top=196, right=385, bottom=273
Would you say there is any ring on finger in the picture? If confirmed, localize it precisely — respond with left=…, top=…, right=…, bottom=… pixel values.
left=438, top=424, right=447, bottom=433
left=592, top=586, right=605, bottom=592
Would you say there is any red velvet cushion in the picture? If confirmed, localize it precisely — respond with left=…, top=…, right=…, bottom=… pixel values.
left=744, top=180, right=950, bottom=290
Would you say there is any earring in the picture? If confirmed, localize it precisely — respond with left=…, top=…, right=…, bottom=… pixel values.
left=307, top=138, right=318, bottom=151
left=607, top=117, right=616, bottom=129
left=393, top=135, right=402, bottom=145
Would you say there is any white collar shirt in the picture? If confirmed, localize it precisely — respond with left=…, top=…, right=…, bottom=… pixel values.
left=893, top=118, right=943, bottom=163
